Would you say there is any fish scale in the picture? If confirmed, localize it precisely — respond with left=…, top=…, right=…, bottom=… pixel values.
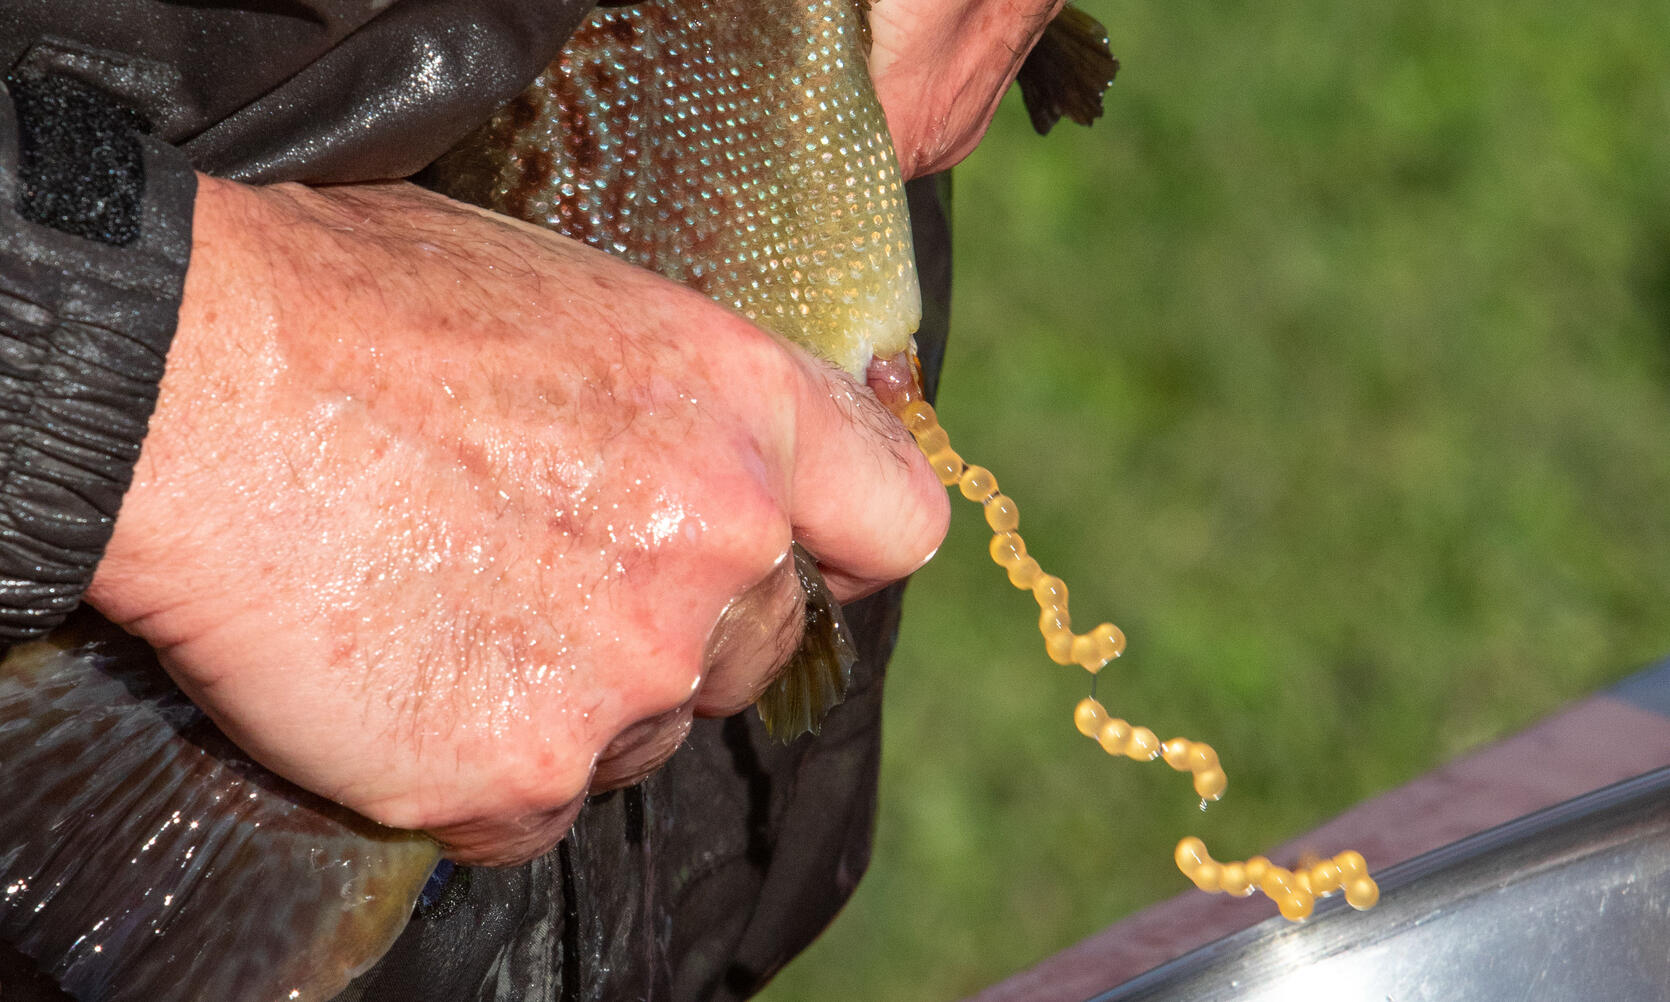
left=427, top=0, right=922, bottom=378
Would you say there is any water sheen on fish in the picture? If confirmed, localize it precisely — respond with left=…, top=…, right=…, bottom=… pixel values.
left=0, top=612, right=439, bottom=1002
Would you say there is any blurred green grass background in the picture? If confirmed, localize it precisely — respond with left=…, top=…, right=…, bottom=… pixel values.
left=763, top=0, right=1670, bottom=998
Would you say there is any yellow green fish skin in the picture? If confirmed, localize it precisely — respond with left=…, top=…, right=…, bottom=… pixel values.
left=427, top=0, right=922, bottom=377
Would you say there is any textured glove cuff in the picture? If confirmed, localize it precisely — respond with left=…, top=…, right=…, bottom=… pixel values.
left=0, top=76, right=196, bottom=643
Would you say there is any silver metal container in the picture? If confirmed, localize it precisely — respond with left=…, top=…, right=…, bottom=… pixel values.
left=1092, top=766, right=1670, bottom=1002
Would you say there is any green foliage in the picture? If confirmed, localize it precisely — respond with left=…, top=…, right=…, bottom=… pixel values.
left=763, top=0, right=1670, bottom=997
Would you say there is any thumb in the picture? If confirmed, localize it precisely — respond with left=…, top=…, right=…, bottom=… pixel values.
left=785, top=356, right=949, bottom=600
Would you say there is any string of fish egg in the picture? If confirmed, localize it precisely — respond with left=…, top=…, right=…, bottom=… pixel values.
left=892, top=392, right=1380, bottom=921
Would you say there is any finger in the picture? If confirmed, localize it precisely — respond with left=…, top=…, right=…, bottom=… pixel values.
left=694, top=551, right=807, bottom=716
left=786, top=357, right=949, bottom=596
left=868, top=0, right=1069, bottom=177
left=592, top=699, right=697, bottom=791
left=430, top=796, right=587, bottom=867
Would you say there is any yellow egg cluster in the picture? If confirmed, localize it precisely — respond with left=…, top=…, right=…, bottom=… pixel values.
left=899, top=400, right=1126, bottom=673
left=895, top=395, right=1380, bottom=922
left=1072, top=697, right=1227, bottom=802
left=1174, top=838, right=1380, bottom=919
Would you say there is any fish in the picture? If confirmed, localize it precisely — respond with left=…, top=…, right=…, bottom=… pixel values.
left=0, top=2, right=1116, bottom=999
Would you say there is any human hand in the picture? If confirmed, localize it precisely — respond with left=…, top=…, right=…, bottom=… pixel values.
left=868, top=0, right=1070, bottom=176
left=86, top=177, right=948, bottom=865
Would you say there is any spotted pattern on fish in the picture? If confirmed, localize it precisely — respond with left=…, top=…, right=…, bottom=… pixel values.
left=426, top=0, right=922, bottom=377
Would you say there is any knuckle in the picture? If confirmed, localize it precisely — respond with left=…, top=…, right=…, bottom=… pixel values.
left=699, top=481, right=794, bottom=586
left=908, top=470, right=953, bottom=558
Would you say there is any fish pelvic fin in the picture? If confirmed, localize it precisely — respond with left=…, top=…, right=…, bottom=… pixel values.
left=754, top=546, right=859, bottom=743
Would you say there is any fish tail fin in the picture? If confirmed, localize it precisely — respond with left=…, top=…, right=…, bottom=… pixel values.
left=0, top=614, right=440, bottom=1002
left=1017, top=4, right=1120, bottom=135
left=755, top=547, right=859, bottom=743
